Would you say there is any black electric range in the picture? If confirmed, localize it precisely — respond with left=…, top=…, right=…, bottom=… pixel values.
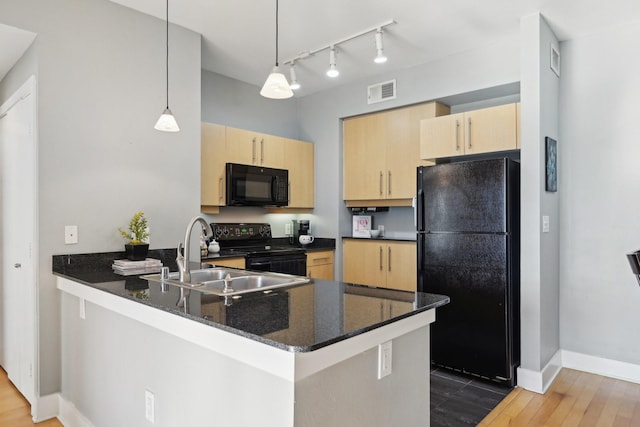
left=210, top=223, right=306, bottom=276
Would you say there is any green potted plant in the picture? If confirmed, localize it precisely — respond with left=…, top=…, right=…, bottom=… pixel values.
left=118, top=211, right=150, bottom=261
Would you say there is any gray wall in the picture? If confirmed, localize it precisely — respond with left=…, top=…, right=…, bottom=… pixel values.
left=559, top=21, right=640, bottom=365
left=0, top=0, right=201, bottom=395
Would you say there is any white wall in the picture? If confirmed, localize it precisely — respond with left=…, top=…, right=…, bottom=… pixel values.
left=0, top=0, right=201, bottom=396
left=518, top=14, right=561, bottom=383
left=559, top=21, right=640, bottom=365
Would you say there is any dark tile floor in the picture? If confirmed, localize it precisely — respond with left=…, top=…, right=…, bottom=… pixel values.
left=430, top=367, right=513, bottom=426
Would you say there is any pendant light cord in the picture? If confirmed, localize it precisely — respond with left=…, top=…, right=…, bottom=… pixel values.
left=165, top=0, right=169, bottom=109
left=275, top=0, right=279, bottom=67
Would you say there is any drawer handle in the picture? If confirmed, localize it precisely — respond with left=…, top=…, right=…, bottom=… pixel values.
left=312, top=257, right=330, bottom=262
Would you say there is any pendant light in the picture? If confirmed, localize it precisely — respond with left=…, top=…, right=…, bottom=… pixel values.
left=289, top=62, right=301, bottom=90
left=154, top=0, right=179, bottom=132
left=260, top=0, right=293, bottom=99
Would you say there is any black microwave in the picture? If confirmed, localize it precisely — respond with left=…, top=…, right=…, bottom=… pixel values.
left=226, top=163, right=289, bottom=207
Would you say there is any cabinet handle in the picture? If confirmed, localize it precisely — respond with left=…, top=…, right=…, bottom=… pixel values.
left=252, top=137, right=257, bottom=163
left=467, top=117, right=472, bottom=149
left=260, top=138, right=265, bottom=164
left=388, top=247, right=392, bottom=272
left=219, top=177, right=224, bottom=201
left=379, top=172, right=383, bottom=196
left=455, top=120, right=460, bottom=151
left=379, top=246, right=383, bottom=270
left=312, top=257, right=330, bottom=262
left=388, top=171, right=392, bottom=196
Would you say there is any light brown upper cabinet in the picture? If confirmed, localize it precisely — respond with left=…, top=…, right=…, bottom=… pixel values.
left=282, top=137, right=314, bottom=209
left=201, top=123, right=314, bottom=213
left=343, top=102, right=449, bottom=206
left=201, top=123, right=227, bottom=211
left=420, top=103, right=519, bottom=160
left=225, top=127, right=285, bottom=169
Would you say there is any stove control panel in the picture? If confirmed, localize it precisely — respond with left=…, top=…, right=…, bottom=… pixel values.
left=211, top=223, right=272, bottom=242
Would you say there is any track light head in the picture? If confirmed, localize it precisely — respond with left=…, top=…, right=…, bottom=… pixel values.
left=289, top=63, right=301, bottom=90
left=326, top=46, right=339, bottom=78
left=374, top=28, right=387, bottom=64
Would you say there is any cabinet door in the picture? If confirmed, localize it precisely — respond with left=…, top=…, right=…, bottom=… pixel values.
left=385, top=241, right=417, bottom=292
left=465, top=103, right=517, bottom=155
left=307, top=264, right=334, bottom=280
left=201, top=123, right=227, bottom=207
left=386, top=103, right=446, bottom=199
left=258, top=134, right=285, bottom=168
left=283, top=138, right=314, bottom=208
left=420, top=113, right=465, bottom=160
left=343, top=239, right=386, bottom=287
left=225, top=127, right=257, bottom=165
left=343, top=114, right=387, bottom=200
left=202, top=257, right=245, bottom=269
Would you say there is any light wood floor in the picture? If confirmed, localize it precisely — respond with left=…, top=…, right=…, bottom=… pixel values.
left=0, top=367, right=62, bottom=426
left=3, top=366, right=640, bottom=426
left=480, top=368, right=640, bottom=426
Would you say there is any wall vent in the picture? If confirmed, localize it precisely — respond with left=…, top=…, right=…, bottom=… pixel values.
left=367, top=79, right=396, bottom=104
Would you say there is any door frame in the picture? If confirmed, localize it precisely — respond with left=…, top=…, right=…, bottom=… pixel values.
left=0, top=74, right=38, bottom=408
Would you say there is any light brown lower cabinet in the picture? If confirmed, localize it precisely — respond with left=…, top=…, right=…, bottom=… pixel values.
left=306, top=250, right=334, bottom=280
left=342, top=239, right=416, bottom=292
left=201, top=257, right=245, bottom=269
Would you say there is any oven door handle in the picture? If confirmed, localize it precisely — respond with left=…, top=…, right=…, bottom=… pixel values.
left=248, top=261, right=271, bottom=267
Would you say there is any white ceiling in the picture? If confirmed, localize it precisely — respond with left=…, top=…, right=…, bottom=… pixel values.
left=0, top=23, right=36, bottom=83
left=3, top=1, right=640, bottom=97
left=106, top=0, right=640, bottom=97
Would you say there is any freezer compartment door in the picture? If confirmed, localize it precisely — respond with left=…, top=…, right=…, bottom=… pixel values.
left=419, top=159, right=510, bottom=233
left=419, top=233, right=516, bottom=383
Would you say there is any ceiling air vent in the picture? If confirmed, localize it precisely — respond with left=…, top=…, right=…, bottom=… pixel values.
left=367, top=79, right=396, bottom=105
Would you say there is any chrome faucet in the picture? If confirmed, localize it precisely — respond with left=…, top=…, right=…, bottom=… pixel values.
left=177, top=216, right=213, bottom=283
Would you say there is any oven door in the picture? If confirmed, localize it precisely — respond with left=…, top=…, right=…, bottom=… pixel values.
left=246, top=252, right=307, bottom=276
left=226, top=163, right=289, bottom=207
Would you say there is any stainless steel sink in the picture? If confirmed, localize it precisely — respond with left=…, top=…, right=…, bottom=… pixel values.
left=141, top=267, right=310, bottom=296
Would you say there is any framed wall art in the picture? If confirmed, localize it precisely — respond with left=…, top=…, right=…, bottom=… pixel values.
left=545, top=137, right=557, bottom=192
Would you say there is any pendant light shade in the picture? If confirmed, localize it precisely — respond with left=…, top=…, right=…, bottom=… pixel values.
left=261, top=0, right=293, bottom=99
left=155, top=0, right=180, bottom=132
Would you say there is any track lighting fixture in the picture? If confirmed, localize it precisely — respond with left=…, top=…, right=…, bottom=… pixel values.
left=260, top=0, right=293, bottom=99
left=289, top=63, right=301, bottom=90
left=154, top=0, right=179, bottom=132
left=280, top=20, right=395, bottom=90
left=374, top=28, right=387, bottom=64
left=326, top=46, right=339, bottom=78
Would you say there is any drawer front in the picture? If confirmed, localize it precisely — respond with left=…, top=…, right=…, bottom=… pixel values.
left=306, top=250, right=334, bottom=267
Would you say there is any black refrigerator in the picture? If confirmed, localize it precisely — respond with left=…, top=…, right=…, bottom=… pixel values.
left=416, top=158, right=520, bottom=386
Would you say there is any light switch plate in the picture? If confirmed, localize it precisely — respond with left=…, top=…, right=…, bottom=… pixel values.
left=542, top=215, right=550, bottom=233
left=378, top=341, right=392, bottom=379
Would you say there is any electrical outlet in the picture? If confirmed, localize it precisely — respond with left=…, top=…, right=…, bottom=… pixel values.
left=378, top=341, right=392, bottom=379
left=65, top=225, right=78, bottom=244
left=145, top=390, right=155, bottom=423
left=542, top=215, right=550, bottom=233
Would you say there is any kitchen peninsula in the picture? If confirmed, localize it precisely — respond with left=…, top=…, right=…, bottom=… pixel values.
left=53, top=251, right=448, bottom=427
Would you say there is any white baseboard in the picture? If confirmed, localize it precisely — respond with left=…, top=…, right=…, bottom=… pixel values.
left=517, top=349, right=562, bottom=393
left=58, top=395, right=95, bottom=427
left=561, top=350, right=640, bottom=385
left=518, top=349, right=640, bottom=394
left=32, top=392, right=60, bottom=422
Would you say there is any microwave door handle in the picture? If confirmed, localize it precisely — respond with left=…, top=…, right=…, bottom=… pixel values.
left=272, top=176, right=279, bottom=202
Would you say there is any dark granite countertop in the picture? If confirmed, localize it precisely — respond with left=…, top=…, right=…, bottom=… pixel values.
left=53, top=250, right=448, bottom=353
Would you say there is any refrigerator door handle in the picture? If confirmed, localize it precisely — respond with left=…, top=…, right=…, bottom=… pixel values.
left=416, top=188, right=424, bottom=231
